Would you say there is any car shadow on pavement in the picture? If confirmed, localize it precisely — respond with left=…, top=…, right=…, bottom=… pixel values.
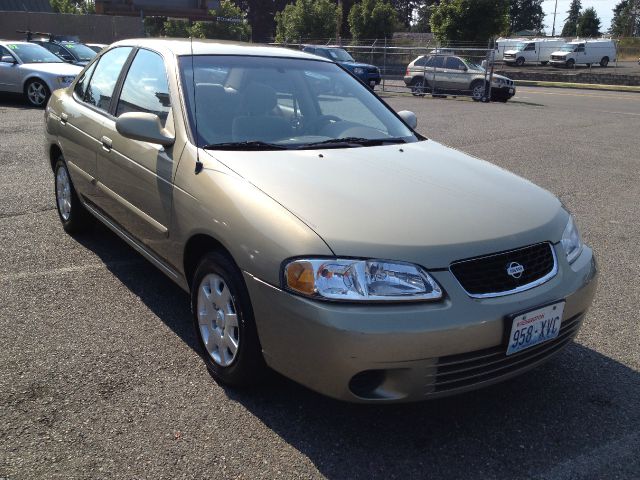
left=0, top=93, right=37, bottom=109
left=74, top=223, right=639, bottom=480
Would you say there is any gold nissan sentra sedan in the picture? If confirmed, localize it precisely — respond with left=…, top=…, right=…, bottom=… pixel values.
left=44, top=39, right=597, bottom=403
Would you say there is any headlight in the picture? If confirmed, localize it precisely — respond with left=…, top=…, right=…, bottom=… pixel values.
left=283, top=258, right=443, bottom=302
left=353, top=67, right=365, bottom=75
left=57, top=75, right=75, bottom=85
left=561, top=215, right=583, bottom=264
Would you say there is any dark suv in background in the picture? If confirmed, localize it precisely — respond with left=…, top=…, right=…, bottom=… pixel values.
left=302, top=46, right=381, bottom=89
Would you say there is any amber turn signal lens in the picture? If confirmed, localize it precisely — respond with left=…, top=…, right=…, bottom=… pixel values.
left=285, top=261, right=316, bottom=295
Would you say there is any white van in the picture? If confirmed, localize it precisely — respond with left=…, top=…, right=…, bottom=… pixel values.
left=493, top=38, right=526, bottom=64
left=549, top=39, right=617, bottom=68
left=503, top=38, right=565, bottom=66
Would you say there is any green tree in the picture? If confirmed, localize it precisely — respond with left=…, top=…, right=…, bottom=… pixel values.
left=274, top=0, right=341, bottom=42
left=577, top=7, right=601, bottom=37
left=509, top=0, right=544, bottom=34
left=561, top=0, right=581, bottom=37
left=413, top=1, right=439, bottom=33
left=348, top=0, right=398, bottom=40
left=610, top=0, right=639, bottom=37
left=190, top=0, right=251, bottom=41
left=50, top=0, right=94, bottom=13
left=163, top=18, right=191, bottom=37
left=430, top=0, right=509, bottom=43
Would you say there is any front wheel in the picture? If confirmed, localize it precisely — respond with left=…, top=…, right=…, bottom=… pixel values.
left=471, top=81, right=486, bottom=102
left=54, top=158, right=93, bottom=233
left=515, top=57, right=525, bottom=67
left=566, top=59, right=575, bottom=68
left=25, top=79, right=50, bottom=108
left=191, top=252, right=266, bottom=387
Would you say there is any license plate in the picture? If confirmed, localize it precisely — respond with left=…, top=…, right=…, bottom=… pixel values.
left=506, top=301, right=565, bottom=355
left=509, top=88, right=514, bottom=94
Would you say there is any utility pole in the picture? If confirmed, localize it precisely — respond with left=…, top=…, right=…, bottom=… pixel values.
left=337, top=0, right=342, bottom=45
left=551, top=0, right=558, bottom=36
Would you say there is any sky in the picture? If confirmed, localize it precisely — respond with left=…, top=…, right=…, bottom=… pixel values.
left=542, top=0, right=616, bottom=35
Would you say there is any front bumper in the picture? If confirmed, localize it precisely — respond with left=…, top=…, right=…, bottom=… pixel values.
left=244, top=244, right=597, bottom=403
left=491, top=85, right=516, bottom=100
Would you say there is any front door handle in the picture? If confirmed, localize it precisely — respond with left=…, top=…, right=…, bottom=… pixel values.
left=60, top=113, right=68, bottom=125
left=101, top=136, right=112, bottom=152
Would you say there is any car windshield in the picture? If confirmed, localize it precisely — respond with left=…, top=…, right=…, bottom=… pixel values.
left=514, top=43, right=526, bottom=50
left=466, top=61, right=484, bottom=71
left=5, top=43, right=62, bottom=63
left=327, top=49, right=355, bottom=62
left=179, top=55, right=417, bottom=150
left=61, top=43, right=97, bottom=61
left=560, top=44, right=576, bottom=52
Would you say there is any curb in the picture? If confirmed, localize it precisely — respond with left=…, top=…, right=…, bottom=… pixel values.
left=514, top=80, right=640, bottom=93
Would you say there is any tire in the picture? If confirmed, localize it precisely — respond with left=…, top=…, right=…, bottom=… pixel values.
left=54, top=158, right=94, bottom=234
left=191, top=251, right=266, bottom=387
left=515, top=57, right=525, bottom=67
left=566, top=59, right=575, bottom=68
left=470, top=80, right=486, bottom=102
left=410, top=78, right=426, bottom=97
left=540, top=61, right=548, bottom=66
left=24, top=78, right=50, bottom=108
left=600, top=57, right=609, bottom=68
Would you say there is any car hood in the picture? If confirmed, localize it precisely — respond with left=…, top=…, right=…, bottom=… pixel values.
left=342, top=61, right=376, bottom=70
left=552, top=51, right=569, bottom=56
left=204, top=141, right=566, bottom=268
left=21, top=62, right=83, bottom=76
left=504, top=49, right=521, bottom=54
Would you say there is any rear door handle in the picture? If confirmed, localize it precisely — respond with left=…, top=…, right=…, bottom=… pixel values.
left=101, top=136, right=112, bottom=152
left=60, top=113, right=68, bottom=125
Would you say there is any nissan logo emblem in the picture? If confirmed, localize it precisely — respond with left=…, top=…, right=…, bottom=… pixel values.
left=507, top=262, right=525, bottom=279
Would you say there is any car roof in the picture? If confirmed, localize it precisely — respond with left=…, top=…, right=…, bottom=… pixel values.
left=0, top=40, right=31, bottom=46
left=110, top=38, right=331, bottom=61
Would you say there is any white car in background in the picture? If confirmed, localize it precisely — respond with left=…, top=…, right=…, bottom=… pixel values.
left=0, top=40, right=82, bottom=107
left=503, top=38, right=565, bottom=66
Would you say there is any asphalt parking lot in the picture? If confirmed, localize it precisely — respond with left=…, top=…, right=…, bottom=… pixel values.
left=1, top=87, right=639, bottom=479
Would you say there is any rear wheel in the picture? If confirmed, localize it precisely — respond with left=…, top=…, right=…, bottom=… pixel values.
left=25, top=79, right=50, bottom=108
left=54, top=158, right=93, bottom=233
left=600, top=56, right=609, bottom=67
left=410, top=78, right=426, bottom=97
left=540, top=61, right=549, bottom=66
left=191, top=251, right=266, bottom=387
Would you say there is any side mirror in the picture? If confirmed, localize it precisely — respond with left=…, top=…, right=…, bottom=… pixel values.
left=398, top=110, right=417, bottom=130
left=116, top=112, right=175, bottom=146
left=1, top=55, right=16, bottom=64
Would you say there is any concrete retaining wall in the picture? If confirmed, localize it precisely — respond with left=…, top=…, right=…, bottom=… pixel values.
left=0, top=12, right=144, bottom=44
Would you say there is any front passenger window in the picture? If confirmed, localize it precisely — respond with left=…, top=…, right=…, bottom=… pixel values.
left=116, top=49, right=171, bottom=124
left=83, top=47, right=132, bottom=112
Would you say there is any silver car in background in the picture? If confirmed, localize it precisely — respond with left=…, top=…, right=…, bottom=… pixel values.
left=404, top=54, right=515, bottom=102
left=0, top=41, right=82, bottom=107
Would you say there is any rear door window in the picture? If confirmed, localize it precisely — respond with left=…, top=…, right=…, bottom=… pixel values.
left=83, top=47, right=132, bottom=112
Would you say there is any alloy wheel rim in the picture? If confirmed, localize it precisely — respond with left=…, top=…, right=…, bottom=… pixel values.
left=27, top=82, right=47, bottom=106
left=55, top=166, right=72, bottom=221
left=197, top=273, right=240, bottom=367
left=472, top=85, right=484, bottom=100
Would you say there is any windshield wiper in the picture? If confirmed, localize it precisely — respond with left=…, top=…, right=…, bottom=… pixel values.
left=201, top=141, right=290, bottom=151
left=294, top=137, right=407, bottom=150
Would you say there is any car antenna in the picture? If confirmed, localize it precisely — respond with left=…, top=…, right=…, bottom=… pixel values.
left=191, top=35, right=203, bottom=174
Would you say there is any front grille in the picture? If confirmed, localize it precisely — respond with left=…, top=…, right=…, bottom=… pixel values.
left=450, top=243, right=556, bottom=298
left=551, top=55, right=564, bottom=61
left=504, top=53, right=516, bottom=59
left=430, top=313, right=583, bottom=394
